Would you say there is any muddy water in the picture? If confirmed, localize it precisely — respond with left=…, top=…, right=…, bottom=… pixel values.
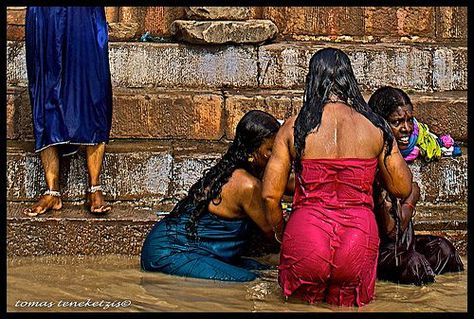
left=7, top=254, right=467, bottom=312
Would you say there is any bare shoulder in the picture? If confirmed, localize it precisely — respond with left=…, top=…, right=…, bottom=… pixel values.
left=357, top=112, right=384, bottom=155
left=274, top=116, right=296, bottom=146
left=280, top=116, right=296, bottom=136
left=275, top=116, right=296, bottom=157
left=230, top=168, right=262, bottom=194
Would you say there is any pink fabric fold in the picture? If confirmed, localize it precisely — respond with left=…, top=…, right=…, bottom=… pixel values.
left=279, top=158, right=380, bottom=307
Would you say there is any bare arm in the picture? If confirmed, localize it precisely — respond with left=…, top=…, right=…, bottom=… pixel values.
left=262, top=120, right=293, bottom=240
left=241, top=179, right=273, bottom=239
left=399, top=181, right=420, bottom=230
left=374, top=177, right=420, bottom=239
left=377, top=139, right=413, bottom=199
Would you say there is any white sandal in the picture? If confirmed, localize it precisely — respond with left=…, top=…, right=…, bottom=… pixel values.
left=24, top=189, right=62, bottom=217
left=87, top=185, right=111, bottom=214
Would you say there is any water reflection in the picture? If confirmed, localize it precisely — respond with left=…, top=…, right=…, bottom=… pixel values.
left=7, top=254, right=467, bottom=312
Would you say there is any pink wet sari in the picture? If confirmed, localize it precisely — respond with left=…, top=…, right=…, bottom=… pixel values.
left=279, top=158, right=379, bottom=307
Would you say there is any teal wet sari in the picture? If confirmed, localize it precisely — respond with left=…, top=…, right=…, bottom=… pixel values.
left=141, top=206, right=267, bottom=281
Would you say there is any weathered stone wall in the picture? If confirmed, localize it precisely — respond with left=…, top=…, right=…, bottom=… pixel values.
left=6, top=140, right=468, bottom=207
left=7, top=6, right=466, bottom=96
left=7, top=6, right=466, bottom=42
left=7, top=42, right=467, bottom=142
left=262, top=6, right=464, bottom=42
left=5, top=6, right=467, bottom=195
left=5, top=7, right=468, bottom=257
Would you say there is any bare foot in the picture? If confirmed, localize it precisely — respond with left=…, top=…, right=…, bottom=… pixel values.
left=88, top=190, right=111, bottom=215
left=24, top=195, right=62, bottom=217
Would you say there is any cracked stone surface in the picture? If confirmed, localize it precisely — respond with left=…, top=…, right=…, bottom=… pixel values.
left=185, top=7, right=250, bottom=20
left=171, top=20, right=278, bottom=45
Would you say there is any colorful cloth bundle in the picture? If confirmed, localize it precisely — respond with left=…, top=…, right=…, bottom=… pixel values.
left=399, top=118, right=462, bottom=162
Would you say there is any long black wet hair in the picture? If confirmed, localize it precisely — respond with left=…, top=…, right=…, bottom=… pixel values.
left=293, top=47, right=394, bottom=173
left=368, top=86, right=413, bottom=119
left=167, top=110, right=280, bottom=240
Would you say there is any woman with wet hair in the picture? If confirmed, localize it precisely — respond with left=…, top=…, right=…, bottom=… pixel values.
left=141, top=110, right=280, bottom=281
left=368, top=86, right=464, bottom=285
left=262, top=48, right=412, bottom=306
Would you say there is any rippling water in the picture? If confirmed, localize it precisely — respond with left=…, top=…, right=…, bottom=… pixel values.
left=7, top=254, right=467, bottom=312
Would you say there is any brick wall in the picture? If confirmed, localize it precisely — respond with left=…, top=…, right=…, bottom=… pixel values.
left=6, top=7, right=467, bottom=142
left=7, top=6, right=467, bottom=43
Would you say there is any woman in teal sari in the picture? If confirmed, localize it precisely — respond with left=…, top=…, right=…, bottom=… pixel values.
left=141, top=110, right=281, bottom=281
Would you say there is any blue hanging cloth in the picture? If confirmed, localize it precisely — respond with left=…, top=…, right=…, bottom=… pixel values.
left=25, top=7, right=113, bottom=156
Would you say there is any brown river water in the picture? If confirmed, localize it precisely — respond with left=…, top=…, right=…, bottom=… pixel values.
left=7, top=254, right=467, bottom=313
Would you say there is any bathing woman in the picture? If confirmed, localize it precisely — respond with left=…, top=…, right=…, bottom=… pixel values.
left=368, top=86, right=464, bottom=285
left=262, top=48, right=413, bottom=306
left=141, top=110, right=280, bottom=281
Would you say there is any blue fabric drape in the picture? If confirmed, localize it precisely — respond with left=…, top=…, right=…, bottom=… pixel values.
left=141, top=206, right=267, bottom=282
left=25, top=7, right=112, bottom=155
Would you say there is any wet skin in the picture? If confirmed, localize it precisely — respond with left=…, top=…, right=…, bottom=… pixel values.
left=206, top=135, right=277, bottom=238
left=386, top=105, right=414, bottom=151
left=383, top=103, right=418, bottom=232
left=252, top=137, right=275, bottom=179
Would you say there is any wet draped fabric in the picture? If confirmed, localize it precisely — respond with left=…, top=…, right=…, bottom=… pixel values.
left=141, top=206, right=267, bottom=281
left=279, top=158, right=379, bottom=307
left=374, top=185, right=464, bottom=285
left=400, top=118, right=461, bottom=162
left=25, top=7, right=112, bottom=156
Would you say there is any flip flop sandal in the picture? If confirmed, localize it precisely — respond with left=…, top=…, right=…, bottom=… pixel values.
left=24, top=189, right=62, bottom=217
left=87, top=185, right=111, bottom=215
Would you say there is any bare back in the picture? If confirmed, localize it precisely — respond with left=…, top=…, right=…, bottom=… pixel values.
left=302, top=102, right=383, bottom=159
left=263, top=100, right=413, bottom=244
left=207, top=169, right=273, bottom=238
left=265, top=102, right=411, bottom=205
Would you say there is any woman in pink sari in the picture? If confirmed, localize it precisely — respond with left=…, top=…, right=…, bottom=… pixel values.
left=262, top=48, right=413, bottom=307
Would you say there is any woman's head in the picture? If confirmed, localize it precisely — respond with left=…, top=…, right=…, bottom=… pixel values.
left=303, top=47, right=361, bottom=104
left=368, top=86, right=414, bottom=151
left=168, top=110, right=280, bottom=238
left=293, top=47, right=394, bottom=172
left=232, top=110, right=280, bottom=175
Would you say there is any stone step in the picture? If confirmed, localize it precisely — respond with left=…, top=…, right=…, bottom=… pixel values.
left=7, top=140, right=225, bottom=206
left=7, top=41, right=466, bottom=92
left=7, top=87, right=467, bottom=142
left=7, top=202, right=159, bottom=257
left=413, top=204, right=467, bottom=230
left=6, top=140, right=468, bottom=208
left=6, top=202, right=467, bottom=257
